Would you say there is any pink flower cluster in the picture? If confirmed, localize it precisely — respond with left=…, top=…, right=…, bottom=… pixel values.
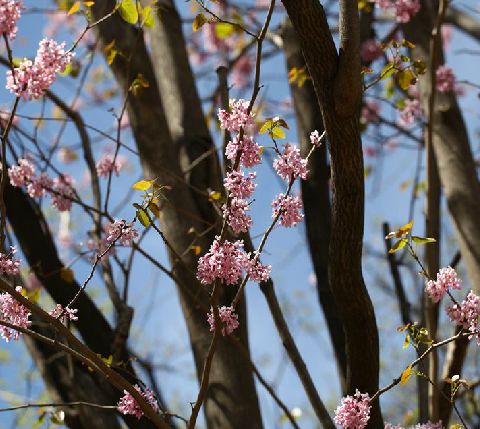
left=374, top=0, right=420, bottom=23
left=385, top=422, right=444, bottom=429
left=360, top=39, right=383, bottom=63
left=398, top=99, right=423, bottom=127
left=447, top=291, right=480, bottom=344
left=196, top=237, right=271, bottom=285
left=224, top=171, right=256, bottom=199
left=0, top=0, right=23, bottom=40
left=334, top=390, right=371, bottom=429
left=8, top=158, right=75, bottom=212
left=6, top=38, right=74, bottom=100
left=117, top=384, right=159, bottom=420
left=0, top=286, right=31, bottom=342
left=225, top=135, right=262, bottom=168
left=104, top=220, right=138, bottom=247
left=273, top=144, right=308, bottom=181
left=272, top=194, right=304, bottom=228
left=0, top=246, right=20, bottom=276
left=96, top=154, right=124, bottom=178
left=425, top=266, right=462, bottom=303
left=207, top=306, right=239, bottom=336
left=435, top=65, right=455, bottom=93
left=310, top=130, right=324, bottom=147
left=49, top=304, right=78, bottom=322
left=223, top=198, right=252, bottom=234
left=218, top=99, right=255, bottom=133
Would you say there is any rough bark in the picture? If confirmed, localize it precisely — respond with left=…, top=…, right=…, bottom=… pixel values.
left=90, top=2, right=263, bottom=428
left=280, top=1, right=382, bottom=426
left=280, top=18, right=347, bottom=394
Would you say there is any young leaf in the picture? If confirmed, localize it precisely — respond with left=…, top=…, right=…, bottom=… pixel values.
left=137, top=208, right=151, bottom=227
left=412, top=236, right=436, bottom=244
left=193, top=13, right=208, bottom=31
left=67, top=1, right=81, bottom=15
left=214, top=22, right=235, bottom=39
left=259, top=119, right=273, bottom=134
left=400, top=365, right=412, bottom=385
left=132, top=179, right=153, bottom=191
left=388, top=238, right=407, bottom=253
left=118, top=0, right=139, bottom=24
left=84, top=1, right=95, bottom=6
left=398, top=69, right=416, bottom=90
left=271, top=127, right=286, bottom=139
left=140, top=5, right=155, bottom=28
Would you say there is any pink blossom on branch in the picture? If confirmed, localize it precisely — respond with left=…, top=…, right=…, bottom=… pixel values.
left=196, top=237, right=248, bottom=285
left=223, top=197, right=252, bottom=234
left=207, top=306, right=239, bottom=336
left=49, top=304, right=78, bottom=322
left=0, top=286, right=31, bottom=342
left=310, top=130, right=324, bottom=147
left=398, top=98, right=423, bottom=127
left=0, top=0, right=23, bottom=40
left=272, top=194, right=304, bottom=228
left=96, top=154, right=124, bottom=178
left=225, top=135, right=262, bottom=168
left=360, top=38, right=383, bottom=63
left=224, top=170, right=256, bottom=199
left=273, top=144, right=308, bottom=181
left=117, top=384, right=159, bottom=420
left=218, top=99, right=255, bottom=133
left=447, top=291, right=480, bottom=344
left=6, top=38, right=74, bottom=100
left=104, top=220, right=138, bottom=247
left=334, top=390, right=371, bottom=429
left=247, top=254, right=271, bottom=283
left=435, top=65, right=455, bottom=93
left=8, top=158, right=35, bottom=188
left=51, top=175, right=75, bottom=212
left=374, top=0, right=420, bottom=23
left=425, top=266, right=462, bottom=303
left=27, top=173, right=53, bottom=198
left=0, top=246, right=20, bottom=276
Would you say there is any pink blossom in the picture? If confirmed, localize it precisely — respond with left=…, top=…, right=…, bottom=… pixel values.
left=435, top=65, right=455, bottom=93
left=117, top=385, right=159, bottom=420
left=225, top=135, right=262, bottom=168
left=207, top=306, right=239, bottom=336
left=394, top=0, right=420, bottom=23
left=273, top=144, right=308, bottom=181
left=8, top=158, right=35, bottom=188
left=247, top=254, right=271, bottom=283
left=310, top=130, right=324, bottom=147
left=398, top=99, right=423, bottom=127
left=0, top=286, right=30, bottom=342
left=425, top=266, right=462, bottom=303
left=334, top=390, right=371, bottom=429
left=360, top=39, right=383, bottom=63
left=224, top=170, right=256, bottom=199
left=0, top=0, right=23, bottom=40
left=104, top=220, right=138, bottom=247
left=27, top=172, right=53, bottom=198
left=51, top=175, right=75, bottom=212
left=447, top=291, right=480, bottom=343
left=218, top=99, right=255, bottom=133
left=0, top=246, right=20, bottom=276
left=272, top=194, right=304, bottom=227
left=441, top=25, right=453, bottom=51
left=96, top=154, right=124, bottom=178
left=196, top=237, right=248, bottom=285
left=6, top=38, right=74, bottom=100
left=361, top=100, right=381, bottom=125
left=223, top=198, right=252, bottom=234
left=49, top=304, right=78, bottom=322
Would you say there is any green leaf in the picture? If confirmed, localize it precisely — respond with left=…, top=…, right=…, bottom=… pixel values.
left=118, top=0, right=138, bottom=24
left=193, top=13, right=208, bottom=31
left=412, top=236, right=436, bottom=244
left=214, top=22, right=235, bottom=39
left=259, top=119, right=273, bottom=134
left=398, top=68, right=416, bottom=90
left=67, top=1, right=81, bottom=15
left=137, top=208, right=151, bottom=227
left=388, top=238, right=407, bottom=254
left=380, top=63, right=395, bottom=80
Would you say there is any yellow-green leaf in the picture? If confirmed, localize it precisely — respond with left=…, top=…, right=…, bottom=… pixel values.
left=388, top=238, right=407, bottom=254
left=259, top=119, right=272, bottom=134
left=132, top=179, right=153, bottom=191
left=412, top=236, right=436, bottom=244
left=214, top=22, right=235, bottom=39
left=118, top=0, right=138, bottom=24
left=67, top=1, right=81, bottom=15
left=380, top=62, right=395, bottom=80
left=271, top=127, right=286, bottom=139
left=140, top=6, right=155, bottom=28
left=398, top=68, right=416, bottom=90
left=400, top=365, right=412, bottom=385
left=137, top=208, right=151, bottom=227
left=84, top=1, right=95, bottom=6
left=193, top=13, right=208, bottom=32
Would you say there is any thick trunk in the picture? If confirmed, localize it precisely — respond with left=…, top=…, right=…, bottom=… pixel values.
left=281, top=1, right=382, bottom=426
left=280, top=19, right=347, bottom=394
left=91, top=2, right=263, bottom=428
